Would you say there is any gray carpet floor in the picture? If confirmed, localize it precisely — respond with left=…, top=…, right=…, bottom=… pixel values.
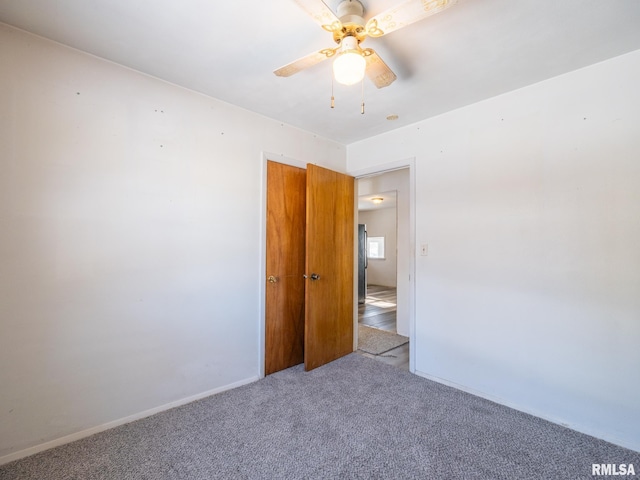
left=1, top=353, right=638, bottom=479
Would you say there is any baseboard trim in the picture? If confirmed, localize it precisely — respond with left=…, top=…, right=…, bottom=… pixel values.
left=413, top=369, right=639, bottom=453
left=0, top=375, right=260, bottom=466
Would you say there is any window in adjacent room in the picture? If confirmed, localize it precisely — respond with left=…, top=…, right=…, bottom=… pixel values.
left=367, top=236, right=385, bottom=260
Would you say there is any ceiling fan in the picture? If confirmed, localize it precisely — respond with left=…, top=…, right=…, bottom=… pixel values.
left=274, top=0, right=457, bottom=88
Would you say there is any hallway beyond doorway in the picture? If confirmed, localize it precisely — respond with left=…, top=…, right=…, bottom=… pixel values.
left=357, top=285, right=409, bottom=370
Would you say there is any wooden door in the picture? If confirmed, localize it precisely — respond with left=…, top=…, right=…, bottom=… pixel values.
left=304, top=164, right=355, bottom=371
left=265, top=161, right=306, bottom=375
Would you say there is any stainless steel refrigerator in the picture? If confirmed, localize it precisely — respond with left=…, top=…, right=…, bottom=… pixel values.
left=358, top=224, right=367, bottom=304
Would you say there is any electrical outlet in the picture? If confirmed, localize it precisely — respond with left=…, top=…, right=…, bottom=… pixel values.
left=421, top=244, right=428, bottom=256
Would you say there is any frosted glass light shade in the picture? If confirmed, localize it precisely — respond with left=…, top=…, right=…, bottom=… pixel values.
left=333, top=51, right=366, bottom=86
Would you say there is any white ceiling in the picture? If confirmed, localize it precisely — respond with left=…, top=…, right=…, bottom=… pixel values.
left=1, top=0, right=640, bottom=145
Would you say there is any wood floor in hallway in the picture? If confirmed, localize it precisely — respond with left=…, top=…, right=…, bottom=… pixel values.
left=358, top=285, right=409, bottom=370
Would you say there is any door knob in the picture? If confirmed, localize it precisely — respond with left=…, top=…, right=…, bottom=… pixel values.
left=310, top=273, right=320, bottom=280
left=268, top=275, right=278, bottom=283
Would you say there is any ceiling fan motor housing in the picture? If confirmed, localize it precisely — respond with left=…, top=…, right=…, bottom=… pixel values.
left=336, top=0, right=365, bottom=27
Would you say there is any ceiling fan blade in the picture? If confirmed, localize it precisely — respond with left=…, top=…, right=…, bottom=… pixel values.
left=366, top=0, right=457, bottom=37
left=293, top=0, right=343, bottom=33
left=274, top=48, right=338, bottom=77
left=362, top=49, right=397, bottom=88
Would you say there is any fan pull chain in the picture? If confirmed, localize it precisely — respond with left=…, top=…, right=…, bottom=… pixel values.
left=331, top=75, right=335, bottom=109
left=361, top=77, right=365, bottom=115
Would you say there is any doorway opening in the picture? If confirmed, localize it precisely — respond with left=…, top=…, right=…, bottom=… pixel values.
left=355, top=168, right=411, bottom=370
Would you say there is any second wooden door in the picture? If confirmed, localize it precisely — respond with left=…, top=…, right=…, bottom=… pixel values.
left=304, top=164, right=354, bottom=371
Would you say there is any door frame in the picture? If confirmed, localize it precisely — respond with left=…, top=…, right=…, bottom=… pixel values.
left=349, top=157, right=416, bottom=373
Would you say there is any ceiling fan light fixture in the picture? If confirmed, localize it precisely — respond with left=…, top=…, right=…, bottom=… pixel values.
left=333, top=36, right=366, bottom=86
left=333, top=51, right=366, bottom=85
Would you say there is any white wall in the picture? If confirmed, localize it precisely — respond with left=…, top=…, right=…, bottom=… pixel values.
left=358, top=207, right=397, bottom=287
left=357, top=169, right=410, bottom=337
left=347, top=50, right=640, bottom=451
left=0, top=24, right=345, bottom=461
